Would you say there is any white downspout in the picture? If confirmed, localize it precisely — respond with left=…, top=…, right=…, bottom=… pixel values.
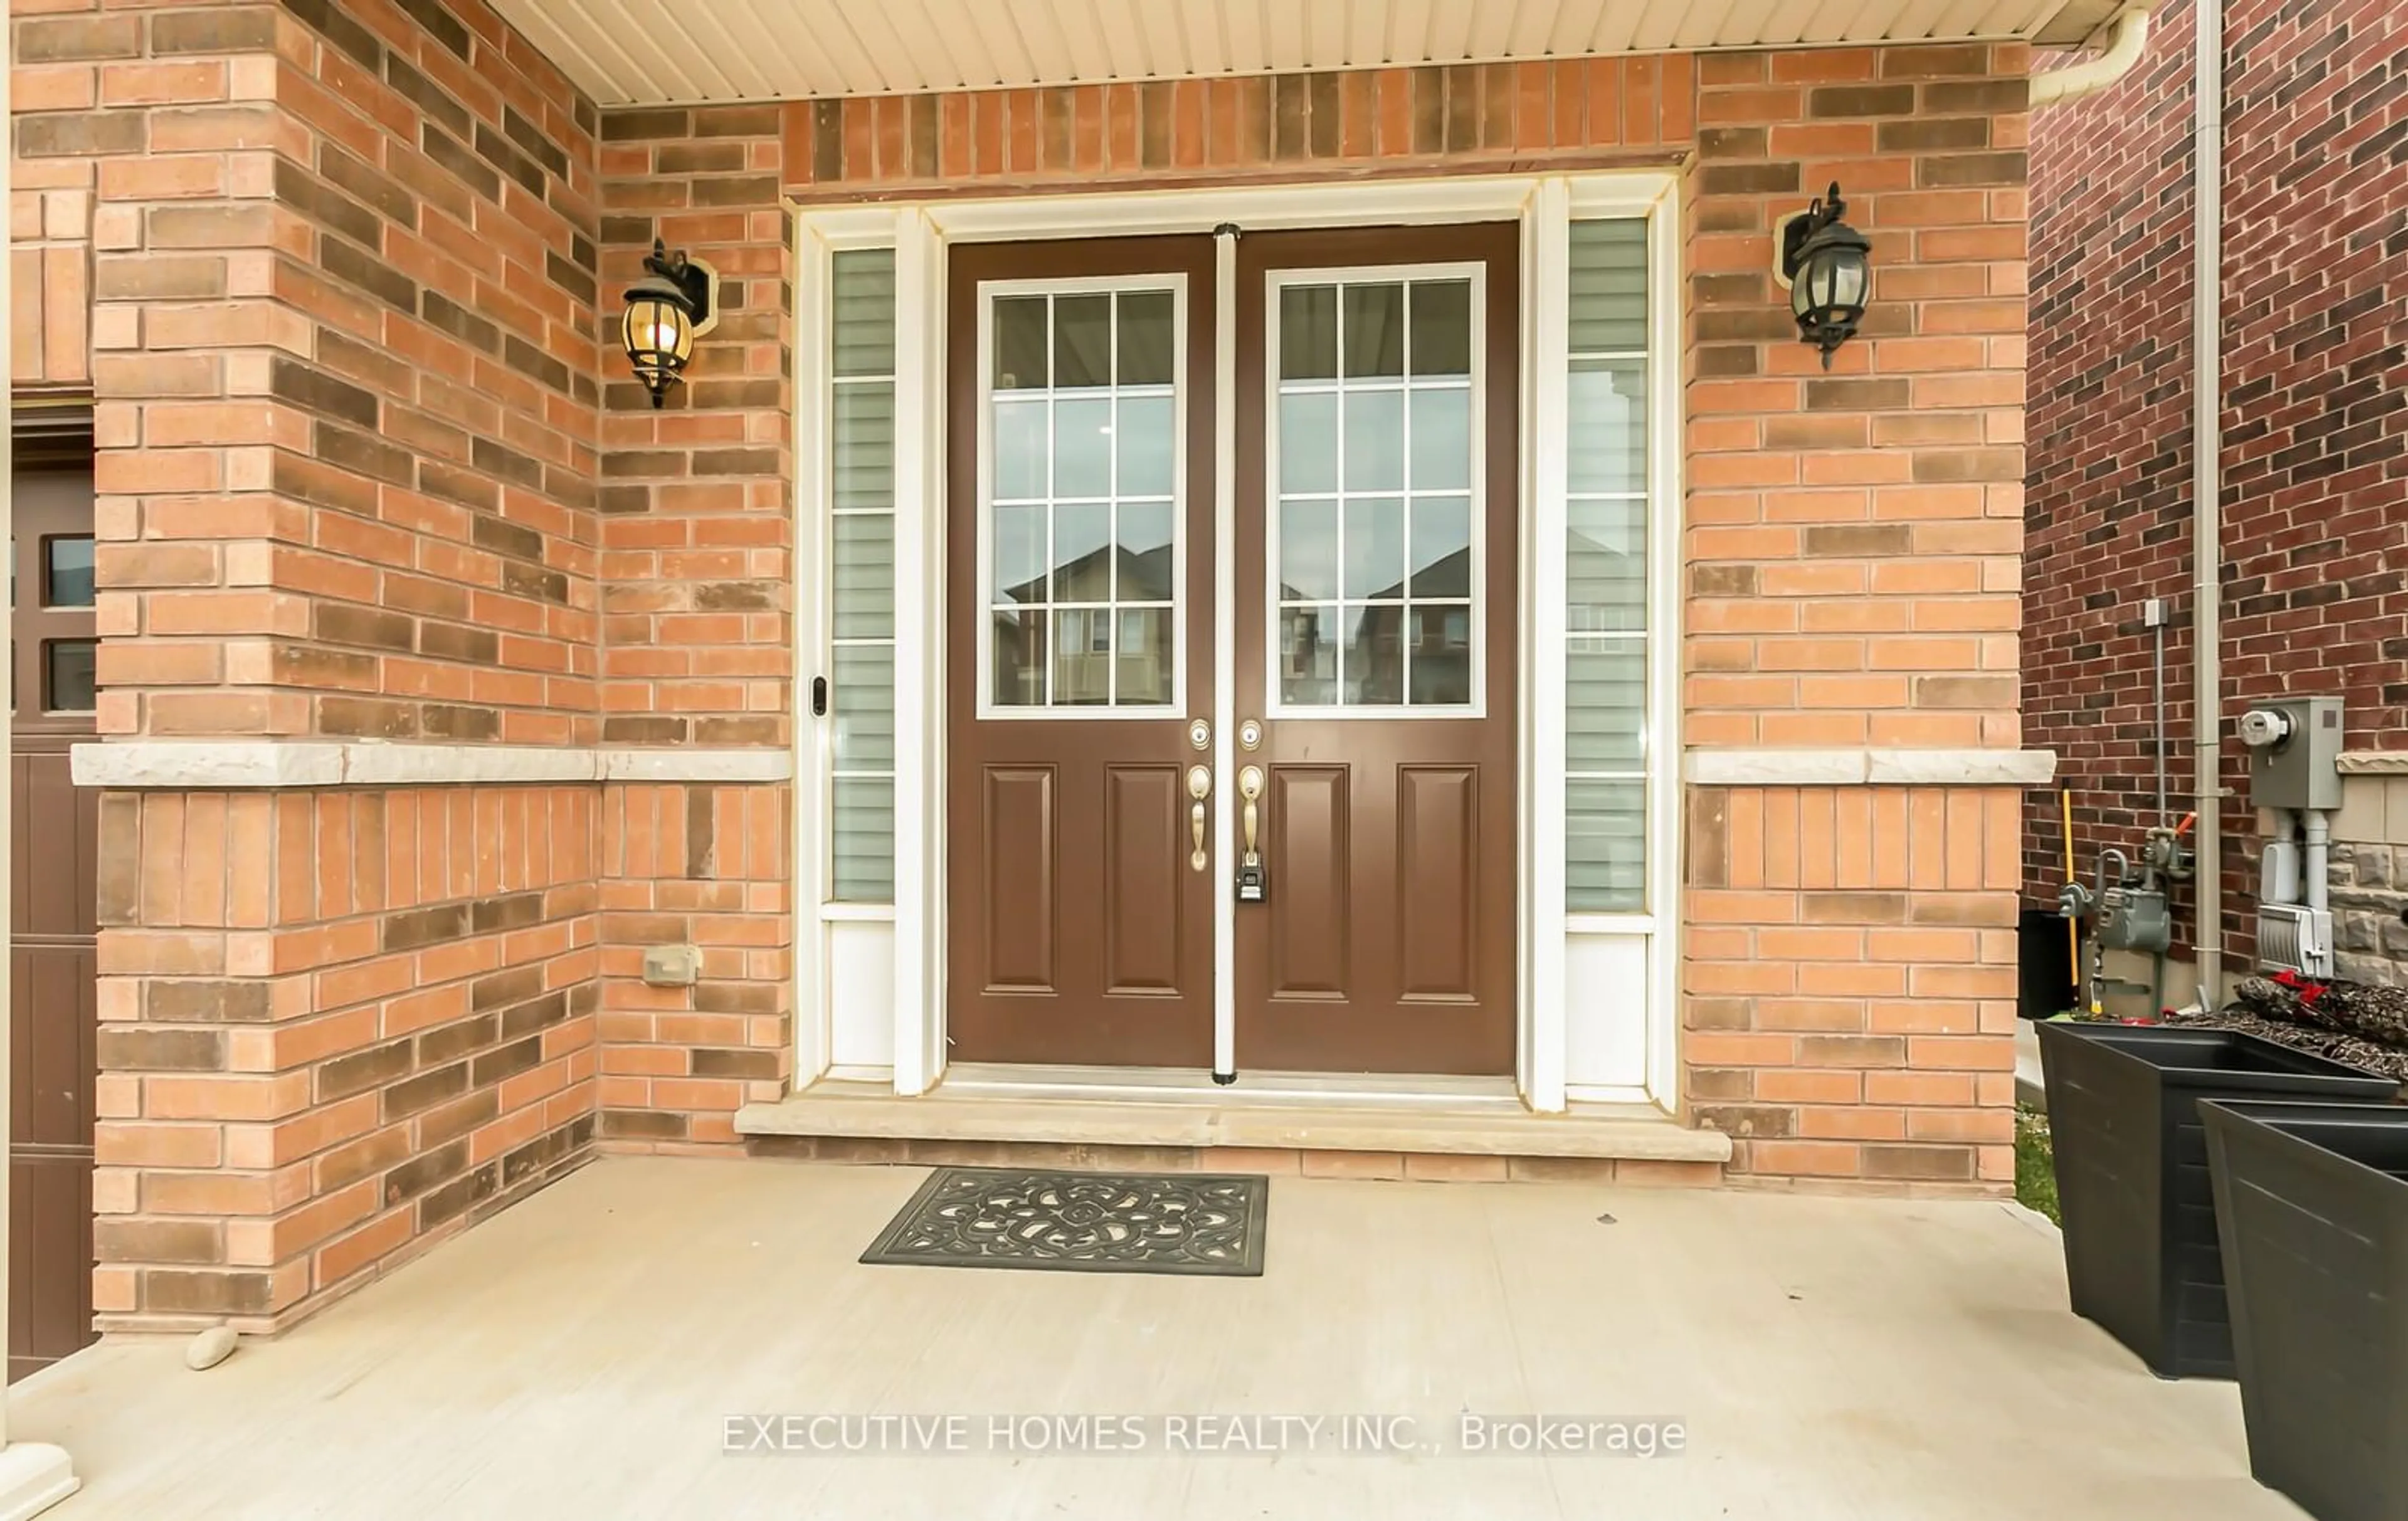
left=2191, top=1, right=2226, bottom=1008
left=2027, top=2, right=2158, bottom=109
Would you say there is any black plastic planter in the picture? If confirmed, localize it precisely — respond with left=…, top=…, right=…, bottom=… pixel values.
left=2203, top=1100, right=2408, bottom=1521
left=2034, top=1021, right=2397, bottom=1379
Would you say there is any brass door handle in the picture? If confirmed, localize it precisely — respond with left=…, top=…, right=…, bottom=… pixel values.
left=1238, top=766, right=1263, bottom=862
left=1188, top=766, right=1211, bottom=871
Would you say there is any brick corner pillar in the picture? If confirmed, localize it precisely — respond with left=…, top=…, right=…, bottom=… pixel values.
left=1679, top=43, right=2032, bottom=1191
left=63, top=0, right=615, bottom=1330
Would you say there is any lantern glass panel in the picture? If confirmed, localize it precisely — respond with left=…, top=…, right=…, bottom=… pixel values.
left=1828, top=254, right=1867, bottom=310
left=625, top=295, right=692, bottom=363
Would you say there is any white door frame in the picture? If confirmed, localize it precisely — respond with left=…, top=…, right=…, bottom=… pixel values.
left=791, top=172, right=1684, bottom=1112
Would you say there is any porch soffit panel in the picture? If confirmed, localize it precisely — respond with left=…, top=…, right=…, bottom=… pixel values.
left=497, top=0, right=2118, bottom=108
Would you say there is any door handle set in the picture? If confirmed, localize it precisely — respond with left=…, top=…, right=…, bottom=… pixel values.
left=1185, top=724, right=1267, bottom=902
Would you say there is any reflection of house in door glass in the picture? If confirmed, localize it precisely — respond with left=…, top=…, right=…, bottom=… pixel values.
left=1278, top=544, right=1471, bottom=707
left=993, top=534, right=1175, bottom=707
left=985, top=285, right=1180, bottom=710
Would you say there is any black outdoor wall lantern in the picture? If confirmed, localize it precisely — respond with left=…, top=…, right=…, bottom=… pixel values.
left=621, top=239, right=719, bottom=407
left=1779, top=182, right=1871, bottom=369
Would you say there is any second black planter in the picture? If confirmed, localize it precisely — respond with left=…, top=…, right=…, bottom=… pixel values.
left=2203, top=1100, right=2408, bottom=1521
left=2035, top=1021, right=2397, bottom=1378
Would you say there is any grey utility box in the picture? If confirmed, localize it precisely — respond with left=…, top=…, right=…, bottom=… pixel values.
left=2239, top=697, right=2344, bottom=812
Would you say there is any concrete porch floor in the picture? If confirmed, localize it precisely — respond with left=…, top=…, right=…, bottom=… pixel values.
left=13, top=1157, right=2302, bottom=1520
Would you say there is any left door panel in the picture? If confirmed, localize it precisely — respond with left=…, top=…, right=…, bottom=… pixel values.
left=946, top=236, right=1218, bottom=1068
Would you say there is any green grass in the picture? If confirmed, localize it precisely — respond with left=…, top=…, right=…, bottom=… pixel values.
left=2015, top=1107, right=2059, bottom=1224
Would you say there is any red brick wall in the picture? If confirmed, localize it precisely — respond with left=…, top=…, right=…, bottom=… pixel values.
left=17, top=0, right=607, bottom=744
left=1684, top=787, right=2023, bottom=1177
left=596, top=103, right=791, bottom=747
left=591, top=107, right=797, bottom=1149
left=14, top=0, right=810, bottom=1328
left=21, top=0, right=621, bottom=1331
left=775, top=58, right=1696, bottom=192
left=88, top=0, right=597, bottom=741
left=1684, top=45, right=2028, bottom=752
left=2023, top=0, right=2202, bottom=948
left=35, top=20, right=2039, bottom=1317
left=594, top=783, right=792, bottom=1148
left=2024, top=0, right=2408, bottom=963
left=1680, top=44, right=2029, bottom=1188
left=714, top=46, right=2031, bottom=1190
left=92, top=784, right=597, bottom=1330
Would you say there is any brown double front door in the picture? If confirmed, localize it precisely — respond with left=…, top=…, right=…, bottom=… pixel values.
left=946, top=225, right=1517, bottom=1076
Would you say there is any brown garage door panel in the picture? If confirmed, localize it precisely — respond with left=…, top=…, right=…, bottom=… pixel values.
left=9, top=1152, right=93, bottom=1380
left=13, top=750, right=96, bottom=941
left=11, top=944, right=95, bottom=1150
left=12, top=459, right=100, bottom=1381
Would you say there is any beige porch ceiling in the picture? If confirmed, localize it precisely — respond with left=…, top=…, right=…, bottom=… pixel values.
left=497, top=0, right=2121, bottom=107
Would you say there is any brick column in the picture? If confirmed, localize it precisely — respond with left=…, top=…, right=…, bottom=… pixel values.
left=1681, top=45, right=2032, bottom=1189
left=16, top=0, right=618, bottom=1330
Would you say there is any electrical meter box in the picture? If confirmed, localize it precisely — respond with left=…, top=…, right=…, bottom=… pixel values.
left=2240, top=696, right=2344, bottom=812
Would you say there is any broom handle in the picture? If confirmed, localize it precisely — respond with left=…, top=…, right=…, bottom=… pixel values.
left=2062, top=788, right=2079, bottom=991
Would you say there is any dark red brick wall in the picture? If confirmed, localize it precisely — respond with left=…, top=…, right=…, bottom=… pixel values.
left=2024, top=0, right=2408, bottom=960
left=2220, top=0, right=2408, bottom=757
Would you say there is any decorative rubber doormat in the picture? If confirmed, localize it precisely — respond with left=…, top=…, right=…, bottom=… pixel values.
left=859, top=1167, right=1269, bottom=1276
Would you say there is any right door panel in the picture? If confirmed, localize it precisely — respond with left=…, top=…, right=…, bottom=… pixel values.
left=1232, top=224, right=1519, bottom=1076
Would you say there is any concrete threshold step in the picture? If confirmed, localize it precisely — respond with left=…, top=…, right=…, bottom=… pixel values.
left=734, top=1081, right=1732, bottom=1164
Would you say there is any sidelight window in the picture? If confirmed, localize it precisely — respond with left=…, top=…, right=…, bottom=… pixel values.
left=828, top=249, right=898, bottom=903
left=1564, top=218, right=1650, bottom=913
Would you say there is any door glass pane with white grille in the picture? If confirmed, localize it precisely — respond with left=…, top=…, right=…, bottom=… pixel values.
left=984, top=283, right=1183, bottom=712
left=1269, top=270, right=1481, bottom=713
